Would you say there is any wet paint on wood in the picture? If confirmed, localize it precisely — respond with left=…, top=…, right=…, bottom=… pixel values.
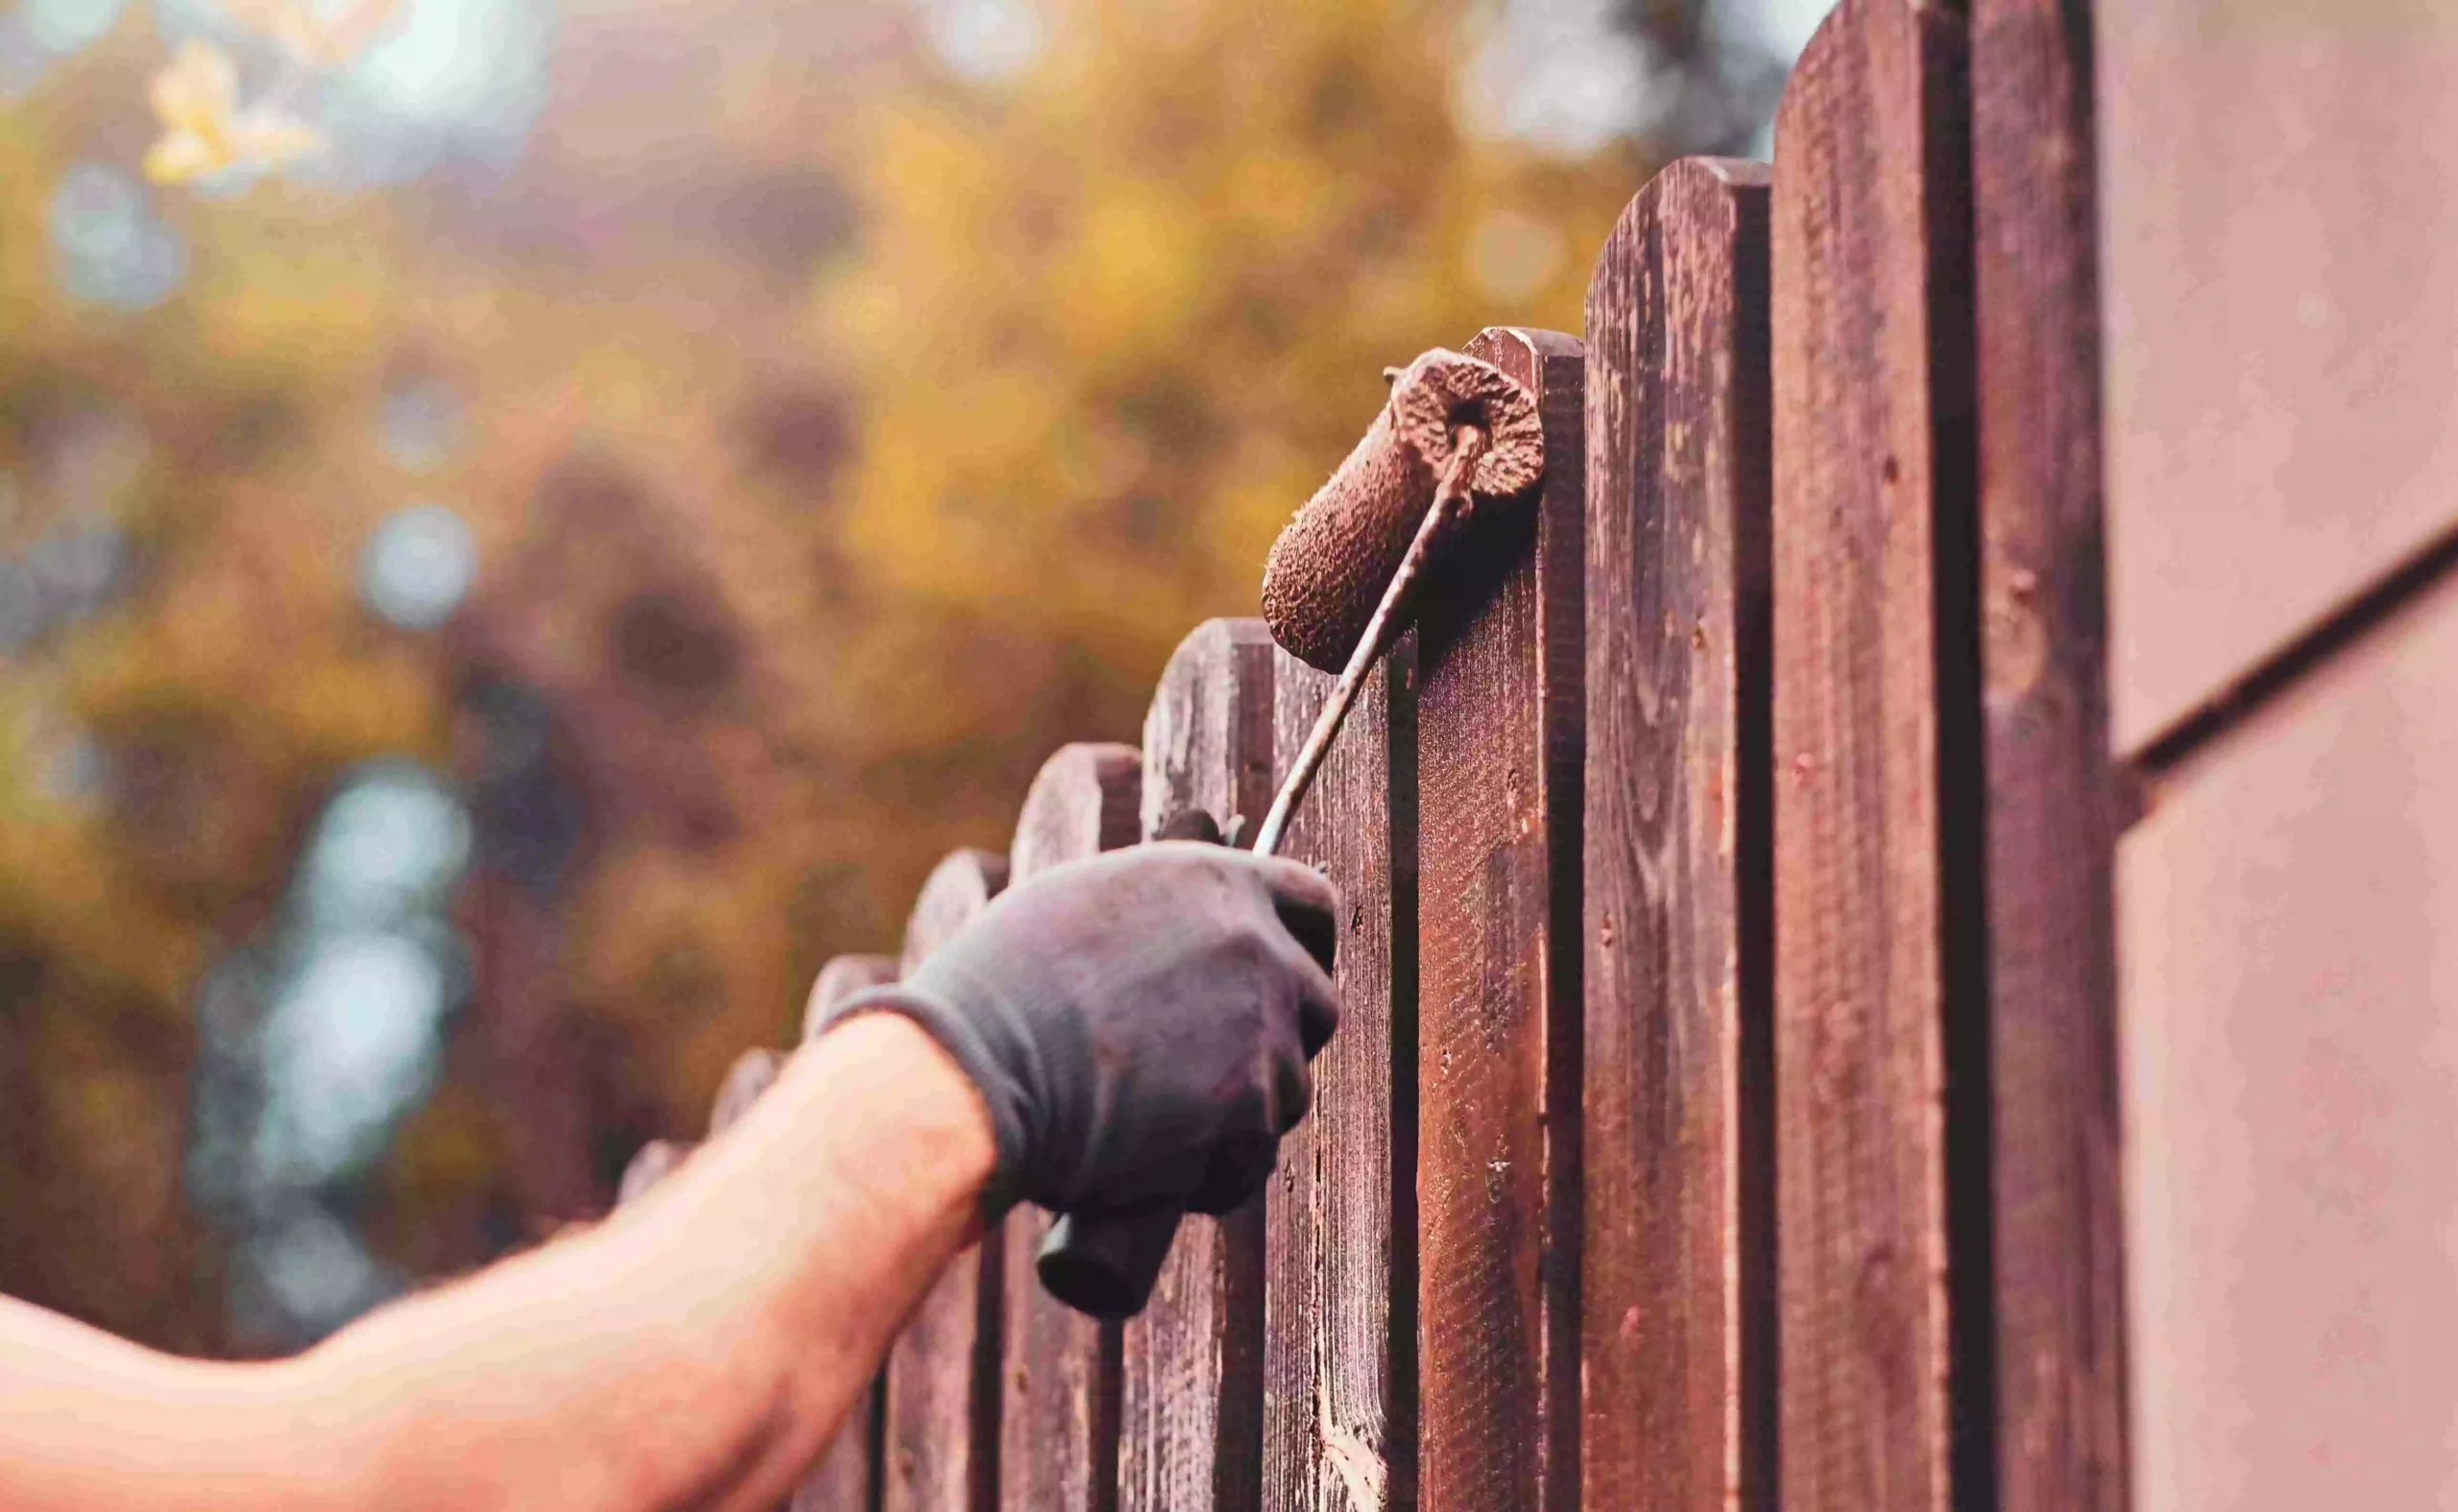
left=1414, top=325, right=1584, bottom=1512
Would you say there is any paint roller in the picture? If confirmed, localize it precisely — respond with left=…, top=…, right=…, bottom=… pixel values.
left=1035, top=347, right=1547, bottom=1319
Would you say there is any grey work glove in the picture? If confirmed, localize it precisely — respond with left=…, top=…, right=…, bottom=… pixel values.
left=817, top=838, right=1340, bottom=1220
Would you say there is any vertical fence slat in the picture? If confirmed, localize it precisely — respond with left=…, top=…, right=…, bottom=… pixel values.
left=1002, top=744, right=1143, bottom=1512
left=883, top=851, right=1011, bottom=1512
left=1414, top=325, right=1584, bottom=1512
left=1263, top=640, right=1417, bottom=1512
left=1121, top=618, right=1277, bottom=1512
left=792, top=952, right=905, bottom=1512
left=1970, top=1, right=2128, bottom=1510
left=1771, top=3, right=1977, bottom=1512
left=1579, top=158, right=1774, bottom=1512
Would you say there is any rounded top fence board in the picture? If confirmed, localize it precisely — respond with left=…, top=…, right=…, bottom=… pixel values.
left=1010, top=742, right=1143, bottom=881
left=2102, top=0, right=2458, bottom=751
left=899, top=849, right=1011, bottom=977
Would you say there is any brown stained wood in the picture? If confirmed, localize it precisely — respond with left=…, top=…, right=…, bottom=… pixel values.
left=1770, top=5, right=1976, bottom=1512
left=1413, top=325, right=1584, bottom=1512
left=1002, top=743, right=1143, bottom=1512
left=1121, top=618, right=1277, bottom=1512
left=2100, top=0, right=2458, bottom=751
left=1579, top=159, right=1773, bottom=1512
left=2117, top=576, right=2458, bottom=1512
left=1262, top=643, right=1416, bottom=1512
left=1010, top=743, right=1144, bottom=881
left=805, top=953, right=900, bottom=1042
left=884, top=850, right=1009, bottom=1512
left=711, top=1047, right=785, bottom=1136
left=616, top=1138, right=694, bottom=1206
left=1970, top=3, right=2129, bottom=1511
left=794, top=952, right=902, bottom=1512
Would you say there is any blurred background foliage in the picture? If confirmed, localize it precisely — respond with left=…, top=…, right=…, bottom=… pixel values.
left=0, top=0, right=1822, bottom=1354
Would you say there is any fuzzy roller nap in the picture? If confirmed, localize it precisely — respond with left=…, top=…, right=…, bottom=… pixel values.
left=1260, top=348, right=1545, bottom=672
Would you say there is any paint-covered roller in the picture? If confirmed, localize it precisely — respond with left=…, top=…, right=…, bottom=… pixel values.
left=1036, top=347, right=1547, bottom=1320
left=1260, top=347, right=1545, bottom=672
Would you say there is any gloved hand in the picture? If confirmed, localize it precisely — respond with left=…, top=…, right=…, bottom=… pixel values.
left=815, top=839, right=1340, bottom=1220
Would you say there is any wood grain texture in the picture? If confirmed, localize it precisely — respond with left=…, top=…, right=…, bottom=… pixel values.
left=1002, top=743, right=1143, bottom=1512
left=1970, top=3, right=2129, bottom=1511
left=2100, top=0, right=2458, bottom=749
left=1770, top=5, right=1975, bottom=1512
left=1262, top=641, right=1416, bottom=1512
left=884, top=850, right=1009, bottom=1512
left=1414, top=325, right=1584, bottom=1512
left=804, top=953, right=900, bottom=1043
left=792, top=952, right=902, bottom=1512
left=1121, top=618, right=1277, bottom=1512
left=2117, top=576, right=2458, bottom=1512
left=1010, top=742, right=1144, bottom=881
left=711, top=1047, right=784, bottom=1136
left=1579, top=157, right=1773, bottom=1512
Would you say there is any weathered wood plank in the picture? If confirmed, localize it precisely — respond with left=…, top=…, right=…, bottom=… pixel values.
left=1579, top=157, right=1773, bottom=1512
left=1121, top=619, right=1277, bottom=1512
left=2119, top=576, right=2458, bottom=1512
left=791, top=952, right=905, bottom=1512
left=1770, top=5, right=1975, bottom=1512
left=1970, top=3, right=2129, bottom=1511
left=2100, top=0, right=2458, bottom=750
left=1002, top=744, right=1143, bottom=1512
left=1414, top=325, right=1584, bottom=1512
left=1262, top=640, right=1416, bottom=1512
left=883, top=851, right=1009, bottom=1512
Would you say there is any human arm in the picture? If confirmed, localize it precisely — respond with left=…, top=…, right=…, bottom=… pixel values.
left=0, top=1013, right=992, bottom=1512
left=0, top=839, right=1338, bottom=1512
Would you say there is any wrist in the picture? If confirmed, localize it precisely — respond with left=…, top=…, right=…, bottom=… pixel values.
left=815, top=984, right=1030, bottom=1219
left=798, top=1012, right=1001, bottom=1224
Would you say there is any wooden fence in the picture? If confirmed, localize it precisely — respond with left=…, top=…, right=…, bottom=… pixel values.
left=614, top=0, right=2458, bottom=1507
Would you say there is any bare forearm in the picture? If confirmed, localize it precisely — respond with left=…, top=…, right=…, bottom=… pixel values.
left=0, top=1016, right=995, bottom=1512
left=316, top=1015, right=993, bottom=1511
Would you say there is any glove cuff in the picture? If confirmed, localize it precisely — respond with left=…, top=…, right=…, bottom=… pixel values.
left=818, top=983, right=1031, bottom=1220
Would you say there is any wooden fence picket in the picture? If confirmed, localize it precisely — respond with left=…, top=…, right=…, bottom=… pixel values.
left=1413, top=325, right=1585, bottom=1512
left=1261, top=640, right=1417, bottom=1512
left=1579, top=157, right=1775, bottom=1512
left=1968, top=1, right=2128, bottom=1509
left=791, top=952, right=904, bottom=1512
left=1120, top=619, right=1279, bottom=1512
left=1000, top=744, right=1144, bottom=1512
left=1769, top=4, right=1978, bottom=1512
left=882, top=851, right=1012, bottom=1512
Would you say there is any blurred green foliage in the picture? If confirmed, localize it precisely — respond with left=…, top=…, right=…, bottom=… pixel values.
left=0, top=0, right=1667, bottom=1352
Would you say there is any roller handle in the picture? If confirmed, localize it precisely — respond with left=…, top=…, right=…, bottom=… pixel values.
left=1034, top=806, right=1219, bottom=1318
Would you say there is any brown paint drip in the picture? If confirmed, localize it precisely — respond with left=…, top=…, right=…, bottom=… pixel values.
left=1261, top=348, right=1544, bottom=671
